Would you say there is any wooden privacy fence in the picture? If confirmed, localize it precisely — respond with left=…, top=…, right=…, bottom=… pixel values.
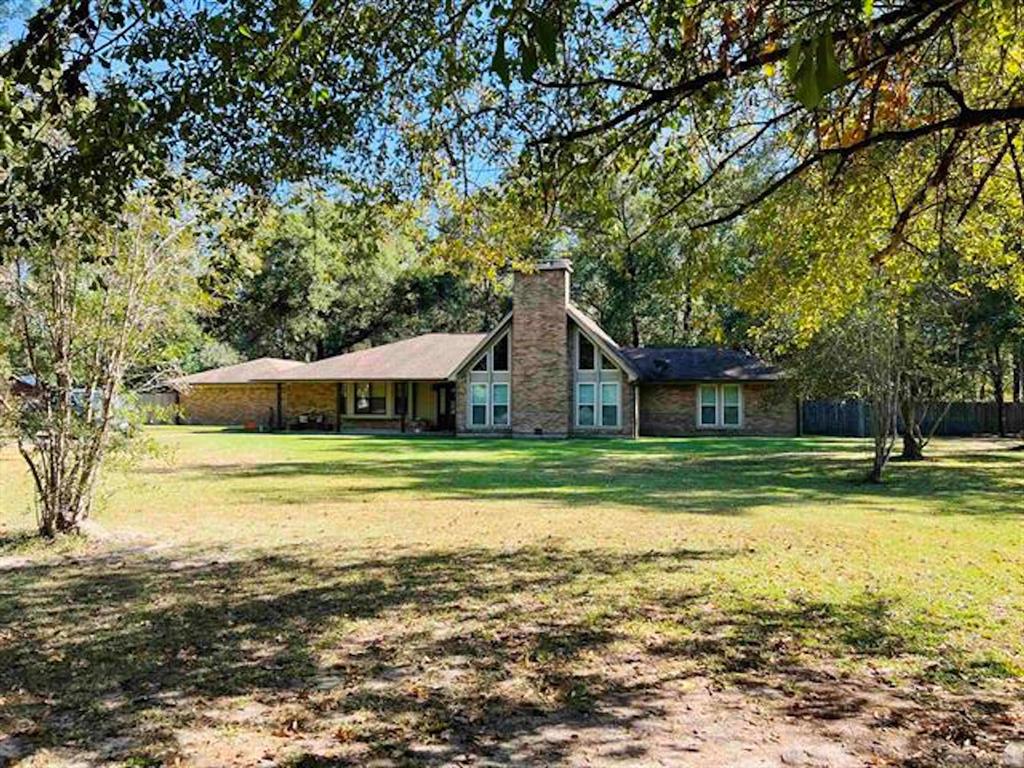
left=135, top=392, right=178, bottom=424
left=801, top=400, right=1024, bottom=437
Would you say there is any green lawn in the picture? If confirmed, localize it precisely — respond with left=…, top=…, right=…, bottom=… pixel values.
left=1, top=429, right=1022, bottom=766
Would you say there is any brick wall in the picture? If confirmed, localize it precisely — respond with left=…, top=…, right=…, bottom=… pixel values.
left=638, top=382, right=797, bottom=437
left=282, top=382, right=335, bottom=420
left=177, top=384, right=278, bottom=426
left=510, top=263, right=571, bottom=436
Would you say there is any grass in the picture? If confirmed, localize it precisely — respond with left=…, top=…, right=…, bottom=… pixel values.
left=1, top=428, right=1022, bottom=766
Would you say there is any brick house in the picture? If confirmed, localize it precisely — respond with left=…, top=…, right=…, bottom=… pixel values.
left=171, top=260, right=797, bottom=437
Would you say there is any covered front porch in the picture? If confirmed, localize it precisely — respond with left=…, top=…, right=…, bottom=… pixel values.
left=273, top=380, right=457, bottom=434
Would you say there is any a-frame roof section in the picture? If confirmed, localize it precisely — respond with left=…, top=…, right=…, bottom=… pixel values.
left=448, top=311, right=512, bottom=380
left=567, top=303, right=640, bottom=381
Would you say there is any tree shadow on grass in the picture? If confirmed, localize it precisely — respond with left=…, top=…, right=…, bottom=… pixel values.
left=0, top=544, right=1019, bottom=766
left=144, top=436, right=1024, bottom=517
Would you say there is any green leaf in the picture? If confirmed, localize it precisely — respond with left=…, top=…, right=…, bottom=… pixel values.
left=863, top=0, right=874, bottom=19
left=238, top=24, right=253, bottom=39
left=534, top=15, right=558, bottom=64
left=786, top=33, right=845, bottom=109
left=785, top=40, right=805, bottom=82
left=814, top=32, right=846, bottom=97
left=793, top=51, right=820, bottom=110
left=491, top=29, right=510, bottom=86
left=520, top=37, right=538, bottom=80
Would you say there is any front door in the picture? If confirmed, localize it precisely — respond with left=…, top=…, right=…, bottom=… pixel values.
left=435, top=382, right=456, bottom=433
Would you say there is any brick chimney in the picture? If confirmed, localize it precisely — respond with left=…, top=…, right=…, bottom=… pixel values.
left=511, top=259, right=572, bottom=436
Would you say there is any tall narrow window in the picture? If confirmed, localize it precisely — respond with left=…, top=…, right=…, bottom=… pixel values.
left=470, top=383, right=488, bottom=426
left=601, top=382, right=620, bottom=427
left=577, top=383, right=596, bottom=426
left=722, top=385, right=741, bottom=426
left=578, top=335, right=595, bottom=370
left=699, top=385, right=718, bottom=427
left=492, top=383, right=509, bottom=425
left=492, top=334, right=509, bottom=371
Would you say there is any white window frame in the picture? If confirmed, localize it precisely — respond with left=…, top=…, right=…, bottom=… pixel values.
left=470, top=382, right=489, bottom=426
left=491, top=333, right=510, bottom=372
left=576, top=380, right=621, bottom=428
left=471, top=332, right=510, bottom=374
left=697, top=384, right=744, bottom=429
left=721, top=383, right=742, bottom=427
left=573, top=328, right=625, bottom=430
left=466, top=332, right=511, bottom=429
left=600, top=381, right=621, bottom=428
left=577, top=333, right=596, bottom=371
left=576, top=382, right=597, bottom=427
left=491, top=382, right=509, bottom=426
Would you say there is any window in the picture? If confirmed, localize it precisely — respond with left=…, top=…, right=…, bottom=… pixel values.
left=601, top=353, right=617, bottom=371
left=577, top=383, right=596, bottom=426
left=722, top=385, right=741, bottom=426
left=699, top=385, right=718, bottom=427
left=492, top=383, right=509, bottom=425
left=355, top=382, right=387, bottom=415
left=578, top=335, right=595, bottom=370
left=699, top=384, right=743, bottom=428
left=467, top=332, right=511, bottom=429
left=601, top=382, right=619, bottom=427
left=492, top=334, right=509, bottom=371
left=470, top=383, right=488, bottom=426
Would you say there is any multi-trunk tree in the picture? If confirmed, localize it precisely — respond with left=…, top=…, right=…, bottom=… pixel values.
left=0, top=198, right=202, bottom=535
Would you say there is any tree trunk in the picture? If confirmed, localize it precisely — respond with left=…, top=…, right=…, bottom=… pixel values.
left=900, top=428, right=924, bottom=460
left=868, top=387, right=900, bottom=483
left=988, top=343, right=1006, bottom=437
left=899, top=397, right=925, bottom=460
left=995, top=386, right=1006, bottom=437
left=1013, top=345, right=1022, bottom=404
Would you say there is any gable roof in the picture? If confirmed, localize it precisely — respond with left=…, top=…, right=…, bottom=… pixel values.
left=567, top=304, right=640, bottom=381
left=257, top=333, right=487, bottom=382
left=170, top=357, right=304, bottom=387
left=621, top=347, right=782, bottom=382
left=449, top=312, right=512, bottom=379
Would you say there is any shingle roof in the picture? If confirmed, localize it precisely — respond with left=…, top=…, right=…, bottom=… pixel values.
left=621, top=347, right=782, bottom=382
left=170, top=357, right=305, bottom=387
left=257, top=333, right=487, bottom=382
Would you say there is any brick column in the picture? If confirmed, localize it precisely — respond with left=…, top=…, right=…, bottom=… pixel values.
left=510, top=260, right=572, bottom=436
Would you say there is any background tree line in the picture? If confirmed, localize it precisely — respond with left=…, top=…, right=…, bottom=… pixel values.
left=3, top=0, right=1023, bottom=535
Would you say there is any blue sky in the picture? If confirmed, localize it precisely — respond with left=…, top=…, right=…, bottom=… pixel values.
left=1, top=0, right=34, bottom=45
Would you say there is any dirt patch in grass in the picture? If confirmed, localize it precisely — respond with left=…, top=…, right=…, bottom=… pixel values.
left=1, top=542, right=1020, bottom=767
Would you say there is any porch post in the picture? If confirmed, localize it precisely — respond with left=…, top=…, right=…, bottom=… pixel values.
left=335, top=383, right=342, bottom=433
left=276, top=383, right=283, bottom=430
